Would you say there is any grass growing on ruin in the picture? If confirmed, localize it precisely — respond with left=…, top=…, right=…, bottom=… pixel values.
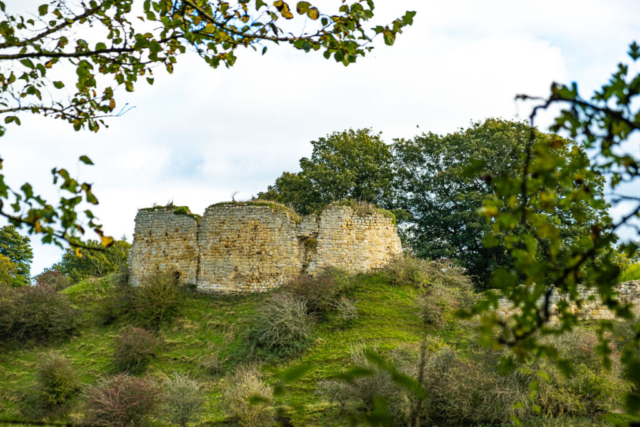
left=210, top=200, right=303, bottom=223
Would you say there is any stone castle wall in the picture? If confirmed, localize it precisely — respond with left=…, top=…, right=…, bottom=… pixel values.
left=128, top=203, right=402, bottom=293
left=128, top=208, right=199, bottom=287
left=497, top=280, right=640, bottom=321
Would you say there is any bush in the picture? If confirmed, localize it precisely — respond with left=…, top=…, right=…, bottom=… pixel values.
left=20, top=352, right=81, bottom=419
left=383, top=255, right=472, bottom=290
left=97, top=271, right=183, bottom=328
left=281, top=268, right=352, bottom=316
left=0, top=284, right=78, bottom=343
left=223, top=365, right=273, bottom=427
left=199, top=354, right=225, bottom=377
left=35, top=351, right=81, bottom=405
left=334, top=297, right=358, bottom=321
left=36, top=269, right=71, bottom=291
left=249, top=294, right=312, bottom=358
left=113, top=327, right=157, bottom=374
left=416, top=282, right=474, bottom=329
left=165, top=373, right=205, bottom=427
left=84, top=374, right=163, bottom=427
left=535, top=329, right=628, bottom=417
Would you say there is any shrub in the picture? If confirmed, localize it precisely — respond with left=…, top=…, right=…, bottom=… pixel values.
left=334, top=297, right=358, bottom=321
left=165, top=373, right=205, bottom=427
left=249, top=294, right=312, bottom=357
left=416, top=282, right=473, bottom=329
left=97, top=271, right=183, bottom=328
left=383, top=255, right=473, bottom=291
left=84, top=374, right=163, bottom=427
left=113, top=327, right=157, bottom=374
left=223, top=365, right=273, bottom=427
left=36, top=269, right=71, bottom=291
left=35, top=351, right=81, bottom=406
left=20, top=352, right=81, bottom=419
left=281, top=268, right=352, bottom=316
left=199, top=354, right=225, bottom=377
left=535, top=329, right=628, bottom=417
left=0, top=284, right=78, bottom=343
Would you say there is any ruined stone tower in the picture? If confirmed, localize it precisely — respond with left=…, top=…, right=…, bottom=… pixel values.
left=128, top=202, right=402, bottom=293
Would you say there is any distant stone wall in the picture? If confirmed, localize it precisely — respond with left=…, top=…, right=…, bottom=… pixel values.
left=497, top=280, right=640, bottom=321
left=128, top=208, right=199, bottom=286
left=307, top=206, right=403, bottom=275
left=197, top=204, right=302, bottom=293
left=128, top=203, right=402, bottom=293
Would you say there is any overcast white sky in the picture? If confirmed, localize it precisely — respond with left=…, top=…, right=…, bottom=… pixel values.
left=3, top=0, right=640, bottom=275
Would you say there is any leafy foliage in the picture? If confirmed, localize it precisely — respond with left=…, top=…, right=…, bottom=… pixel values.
left=84, top=374, right=163, bottom=427
left=0, top=254, right=17, bottom=286
left=222, top=365, right=273, bottom=427
left=249, top=294, right=313, bottom=358
left=393, top=119, right=610, bottom=289
left=0, top=225, right=33, bottom=286
left=281, top=268, right=352, bottom=316
left=259, top=129, right=396, bottom=215
left=164, top=373, right=206, bottom=427
left=113, top=327, right=158, bottom=374
left=98, top=271, right=183, bottom=328
left=54, top=238, right=130, bottom=284
left=0, top=1, right=414, bottom=250
left=0, top=284, right=78, bottom=343
left=621, top=262, right=640, bottom=282
left=35, top=268, right=71, bottom=290
left=460, top=42, right=640, bottom=415
left=20, top=351, right=80, bottom=420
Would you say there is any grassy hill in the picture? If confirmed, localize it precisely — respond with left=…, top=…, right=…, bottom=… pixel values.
left=0, top=262, right=631, bottom=426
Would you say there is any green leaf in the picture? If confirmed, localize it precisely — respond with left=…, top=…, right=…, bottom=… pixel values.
left=307, top=7, right=319, bottom=20
left=53, top=81, right=64, bottom=89
left=296, top=1, right=310, bottom=14
left=38, top=4, right=48, bottom=15
left=79, top=155, right=94, bottom=165
left=20, top=59, right=35, bottom=69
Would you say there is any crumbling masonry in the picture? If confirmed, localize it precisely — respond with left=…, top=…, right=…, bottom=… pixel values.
left=128, top=203, right=402, bottom=293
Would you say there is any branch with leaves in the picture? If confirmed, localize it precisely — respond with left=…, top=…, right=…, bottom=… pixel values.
left=464, top=41, right=640, bottom=414
left=0, top=0, right=415, bottom=249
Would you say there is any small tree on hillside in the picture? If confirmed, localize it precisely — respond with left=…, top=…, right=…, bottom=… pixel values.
left=258, top=128, right=396, bottom=215
left=0, top=225, right=33, bottom=286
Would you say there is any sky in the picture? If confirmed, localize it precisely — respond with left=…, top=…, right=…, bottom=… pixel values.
left=3, top=0, right=640, bottom=275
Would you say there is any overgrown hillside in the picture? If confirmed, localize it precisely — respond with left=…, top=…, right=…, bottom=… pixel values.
left=0, top=259, right=633, bottom=426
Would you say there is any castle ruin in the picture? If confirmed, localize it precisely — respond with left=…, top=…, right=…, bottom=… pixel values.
left=128, top=202, right=402, bottom=293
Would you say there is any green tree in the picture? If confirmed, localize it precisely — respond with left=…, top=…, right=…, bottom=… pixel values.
left=0, top=0, right=415, bottom=250
left=393, top=119, right=610, bottom=289
left=258, top=128, right=395, bottom=215
left=0, top=254, right=17, bottom=286
left=0, top=225, right=33, bottom=286
left=460, top=43, right=640, bottom=415
left=54, top=237, right=131, bottom=284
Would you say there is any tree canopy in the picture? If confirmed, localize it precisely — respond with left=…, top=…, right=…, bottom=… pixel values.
left=54, top=237, right=131, bottom=283
left=0, top=0, right=415, bottom=250
left=0, top=225, right=33, bottom=286
left=258, top=128, right=395, bottom=215
left=394, top=119, right=610, bottom=289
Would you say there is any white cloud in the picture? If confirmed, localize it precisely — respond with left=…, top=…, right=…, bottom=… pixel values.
left=3, top=0, right=640, bottom=274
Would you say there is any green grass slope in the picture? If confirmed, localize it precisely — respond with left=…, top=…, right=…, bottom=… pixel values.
left=0, top=273, right=622, bottom=426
